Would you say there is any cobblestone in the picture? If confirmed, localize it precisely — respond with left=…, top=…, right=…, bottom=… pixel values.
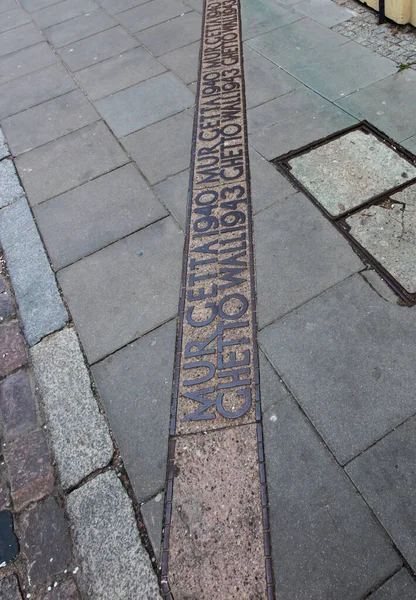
left=0, top=574, right=22, bottom=600
left=0, top=289, right=15, bottom=321
left=0, top=370, right=37, bottom=441
left=0, top=322, right=27, bottom=378
left=40, top=578, right=80, bottom=600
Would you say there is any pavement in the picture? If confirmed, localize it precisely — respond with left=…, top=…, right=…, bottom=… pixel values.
left=0, top=0, right=415, bottom=598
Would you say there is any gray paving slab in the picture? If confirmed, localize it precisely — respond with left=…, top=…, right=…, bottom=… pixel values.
left=31, top=0, right=98, bottom=29
left=337, top=70, right=416, bottom=143
left=0, top=198, right=68, bottom=345
left=0, top=159, right=24, bottom=207
left=73, top=46, right=166, bottom=101
left=30, top=328, right=114, bottom=488
left=0, top=0, right=18, bottom=12
left=141, top=492, right=164, bottom=559
left=249, top=104, right=357, bottom=160
left=247, top=85, right=333, bottom=134
left=0, top=62, right=76, bottom=120
left=159, top=41, right=200, bottom=84
left=402, top=135, right=416, bottom=154
left=1, top=90, right=100, bottom=156
left=57, top=26, right=138, bottom=72
left=243, top=45, right=299, bottom=110
left=92, top=319, right=176, bottom=502
left=259, top=349, right=289, bottom=412
left=154, top=168, right=189, bottom=230
left=361, top=269, right=399, bottom=304
left=0, top=129, right=9, bottom=159
left=67, top=471, right=160, bottom=600
left=0, top=9, right=31, bottom=34
left=117, top=0, right=192, bottom=33
left=184, top=0, right=203, bottom=12
left=254, top=193, right=363, bottom=327
left=20, top=0, right=61, bottom=11
left=0, top=22, right=44, bottom=57
left=293, top=0, right=354, bottom=26
left=138, top=11, right=201, bottom=57
left=260, top=274, right=416, bottom=464
left=263, top=396, right=401, bottom=600
left=95, top=0, right=153, bottom=13
left=43, top=10, right=116, bottom=48
left=122, top=109, right=193, bottom=184
left=34, top=163, right=168, bottom=270
left=58, top=217, right=183, bottom=362
left=0, top=42, right=57, bottom=85
left=95, top=72, right=194, bottom=137
left=347, top=417, right=416, bottom=572
left=369, top=570, right=416, bottom=599
left=16, top=121, right=128, bottom=206
left=241, top=0, right=302, bottom=40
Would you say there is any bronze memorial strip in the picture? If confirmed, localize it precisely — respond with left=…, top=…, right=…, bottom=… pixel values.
left=161, top=0, right=274, bottom=597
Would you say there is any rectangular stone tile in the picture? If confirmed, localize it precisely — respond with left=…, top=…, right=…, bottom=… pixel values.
left=31, top=328, right=114, bottom=488
left=241, top=0, right=302, bottom=40
left=137, top=11, right=201, bottom=57
left=16, top=121, right=128, bottom=205
left=95, top=72, right=193, bottom=137
left=95, top=0, right=150, bottom=13
left=43, top=10, right=116, bottom=48
left=0, top=9, right=31, bottom=34
left=0, top=370, right=37, bottom=441
left=58, top=217, right=183, bottom=362
left=336, top=70, right=416, bottom=143
left=141, top=493, right=164, bottom=559
left=20, top=0, right=61, bottom=11
left=92, top=319, right=175, bottom=503
left=0, top=158, right=25, bottom=207
left=0, top=22, right=43, bottom=57
left=346, top=417, right=416, bottom=572
left=0, top=322, right=27, bottom=377
left=0, top=42, right=57, bottom=85
left=369, top=570, right=416, bottom=599
left=263, top=396, right=401, bottom=600
left=243, top=45, right=299, bottom=109
left=31, top=0, right=98, bottom=29
left=75, top=46, right=166, bottom=101
left=0, top=62, right=76, bottom=120
left=403, top=135, right=416, bottom=154
left=260, top=275, right=416, bottom=464
left=154, top=168, right=188, bottom=230
left=0, top=0, right=18, bottom=12
left=122, top=109, right=193, bottom=184
left=254, top=194, right=363, bottom=327
left=57, top=26, right=138, bottom=72
left=0, top=128, right=9, bottom=158
left=117, top=0, right=191, bottom=33
left=159, top=41, right=199, bottom=84
left=249, top=104, right=356, bottom=160
left=293, top=0, right=354, bottom=26
left=34, top=163, right=167, bottom=269
left=0, top=199, right=68, bottom=345
left=1, top=90, right=99, bottom=155
left=259, top=348, right=289, bottom=412
left=184, top=0, right=203, bottom=11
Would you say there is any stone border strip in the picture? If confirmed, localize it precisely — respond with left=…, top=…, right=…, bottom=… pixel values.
left=161, top=0, right=274, bottom=597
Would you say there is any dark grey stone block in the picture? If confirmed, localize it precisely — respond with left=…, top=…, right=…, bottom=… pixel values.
left=117, top=0, right=192, bottom=32
left=2, top=90, right=99, bottom=155
left=95, top=72, right=194, bottom=137
left=0, top=42, right=57, bottom=85
left=0, top=574, right=22, bottom=600
left=58, top=217, right=183, bottom=362
left=159, top=41, right=199, bottom=84
left=92, top=319, right=175, bottom=502
left=347, top=417, right=416, bottom=572
left=260, top=275, right=416, bottom=464
left=137, top=11, right=201, bottom=57
left=34, top=163, right=167, bottom=269
left=16, top=121, right=128, bottom=206
left=154, top=168, right=189, bottom=230
left=0, top=9, right=30, bottom=34
left=43, top=10, right=115, bottom=48
left=241, top=0, right=302, bottom=40
left=369, top=570, right=416, bottom=599
left=0, top=22, right=43, bottom=57
left=31, top=0, right=98, bottom=29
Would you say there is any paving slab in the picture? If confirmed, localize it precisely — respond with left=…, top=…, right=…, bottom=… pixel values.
left=347, top=416, right=416, bottom=572
left=16, top=121, right=128, bottom=206
left=369, top=570, right=416, bottom=599
left=0, top=158, right=25, bottom=207
left=95, top=72, right=194, bottom=137
left=159, top=41, right=200, bottom=84
left=0, top=0, right=18, bottom=12
left=0, top=8, right=31, bottom=34
left=34, top=163, right=167, bottom=270
left=0, top=128, right=9, bottom=158
left=67, top=471, right=160, bottom=600
left=293, top=0, right=354, bottom=26
left=0, top=62, right=76, bottom=120
left=0, top=370, right=37, bottom=441
left=57, top=26, right=139, bottom=72
left=74, top=46, right=166, bottom=101
left=403, top=135, right=416, bottom=154
left=243, top=45, right=299, bottom=109
left=254, top=193, right=363, bottom=327
left=0, top=322, right=27, bottom=377
left=288, top=130, right=416, bottom=216
left=58, top=217, right=183, bottom=362
left=141, top=492, right=164, bottom=559
left=43, top=10, right=116, bottom=48
left=184, top=0, right=203, bottom=11
left=263, top=396, right=401, bottom=600
left=31, top=0, right=98, bottom=29
left=0, top=198, right=68, bottom=345
left=31, top=328, right=114, bottom=488
left=0, top=575, right=22, bottom=600
left=241, top=0, right=302, bottom=40
left=95, top=0, right=150, bottom=13
left=117, top=0, right=192, bottom=33
left=249, top=104, right=357, bottom=159
left=19, top=0, right=59, bottom=10
left=1, top=90, right=100, bottom=156
left=0, top=42, right=57, bottom=85
left=122, top=109, right=194, bottom=184
left=154, top=168, right=189, bottom=230
left=336, top=70, right=416, bottom=143
left=0, top=22, right=44, bottom=57
left=258, top=349, right=289, bottom=412
left=92, top=319, right=175, bottom=502
left=260, top=274, right=416, bottom=464
left=138, top=11, right=201, bottom=57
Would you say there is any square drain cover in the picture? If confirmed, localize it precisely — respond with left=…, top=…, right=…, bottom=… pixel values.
left=273, top=123, right=416, bottom=304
